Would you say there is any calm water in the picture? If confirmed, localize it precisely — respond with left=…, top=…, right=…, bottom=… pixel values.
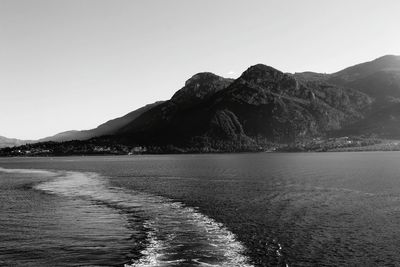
left=1, top=152, right=400, bottom=266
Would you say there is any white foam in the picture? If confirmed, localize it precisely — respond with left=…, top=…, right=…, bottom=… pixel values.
left=34, top=170, right=254, bottom=267
left=125, top=222, right=167, bottom=267
left=0, top=167, right=55, bottom=176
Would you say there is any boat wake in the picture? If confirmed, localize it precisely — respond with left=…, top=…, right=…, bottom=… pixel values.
left=23, top=169, right=254, bottom=267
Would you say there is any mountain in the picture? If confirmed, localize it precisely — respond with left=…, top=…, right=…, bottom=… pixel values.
left=4, top=55, right=400, bottom=154
left=39, top=101, right=163, bottom=142
left=330, top=55, right=400, bottom=83
left=111, top=64, right=371, bottom=150
left=295, top=56, right=400, bottom=98
left=114, top=73, right=235, bottom=146
left=322, top=55, right=400, bottom=137
left=171, top=72, right=234, bottom=105
left=0, top=136, right=31, bottom=148
left=328, top=55, right=400, bottom=101
left=110, top=55, right=400, bottom=149
left=331, top=102, right=400, bottom=138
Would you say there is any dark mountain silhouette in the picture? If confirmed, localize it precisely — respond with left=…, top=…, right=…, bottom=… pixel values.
left=114, top=73, right=235, bottom=146
left=331, top=103, right=400, bottom=138
left=4, top=55, right=400, bottom=153
left=110, top=64, right=371, bottom=150
left=171, top=72, right=234, bottom=106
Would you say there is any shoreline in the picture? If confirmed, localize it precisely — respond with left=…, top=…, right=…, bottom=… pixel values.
left=1, top=137, right=400, bottom=157
left=4, top=148, right=400, bottom=158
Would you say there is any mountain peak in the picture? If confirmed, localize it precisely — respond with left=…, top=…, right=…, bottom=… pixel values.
left=172, top=72, right=233, bottom=104
left=243, top=64, right=282, bottom=76
left=184, top=72, right=224, bottom=87
left=238, top=64, right=286, bottom=83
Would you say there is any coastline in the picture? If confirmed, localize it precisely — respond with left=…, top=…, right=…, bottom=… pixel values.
left=1, top=137, right=400, bottom=157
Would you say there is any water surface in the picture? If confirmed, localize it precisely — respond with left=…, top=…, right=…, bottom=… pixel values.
left=1, top=152, right=400, bottom=266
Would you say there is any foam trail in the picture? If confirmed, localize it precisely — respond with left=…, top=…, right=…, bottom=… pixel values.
left=33, top=170, right=254, bottom=267
left=0, top=167, right=55, bottom=176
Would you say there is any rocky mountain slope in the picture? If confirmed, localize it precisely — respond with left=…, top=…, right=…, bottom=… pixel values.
left=323, top=55, right=400, bottom=137
left=111, top=64, right=372, bottom=150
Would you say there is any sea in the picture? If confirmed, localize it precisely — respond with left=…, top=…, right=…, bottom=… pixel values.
left=1, top=152, right=400, bottom=266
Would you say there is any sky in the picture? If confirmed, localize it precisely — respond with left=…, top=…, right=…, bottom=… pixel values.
left=1, top=0, right=400, bottom=140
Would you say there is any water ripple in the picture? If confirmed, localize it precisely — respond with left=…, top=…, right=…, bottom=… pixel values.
left=32, top=169, right=253, bottom=267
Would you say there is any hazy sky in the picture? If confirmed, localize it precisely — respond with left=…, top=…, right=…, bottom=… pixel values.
left=1, top=0, right=400, bottom=139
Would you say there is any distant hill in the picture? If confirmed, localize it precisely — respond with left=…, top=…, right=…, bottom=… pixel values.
left=295, top=56, right=400, bottom=99
left=0, top=136, right=31, bottom=148
left=325, top=56, right=400, bottom=137
left=330, top=55, right=400, bottom=83
left=39, top=101, right=163, bottom=142
left=327, top=55, right=400, bottom=101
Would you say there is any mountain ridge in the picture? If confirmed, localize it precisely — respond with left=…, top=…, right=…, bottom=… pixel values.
left=2, top=55, right=400, bottom=153
left=109, top=63, right=372, bottom=149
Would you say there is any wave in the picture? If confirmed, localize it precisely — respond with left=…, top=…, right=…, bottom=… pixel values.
left=27, top=169, right=254, bottom=267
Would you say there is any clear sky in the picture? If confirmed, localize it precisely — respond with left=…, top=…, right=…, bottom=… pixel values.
left=1, top=0, right=400, bottom=139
